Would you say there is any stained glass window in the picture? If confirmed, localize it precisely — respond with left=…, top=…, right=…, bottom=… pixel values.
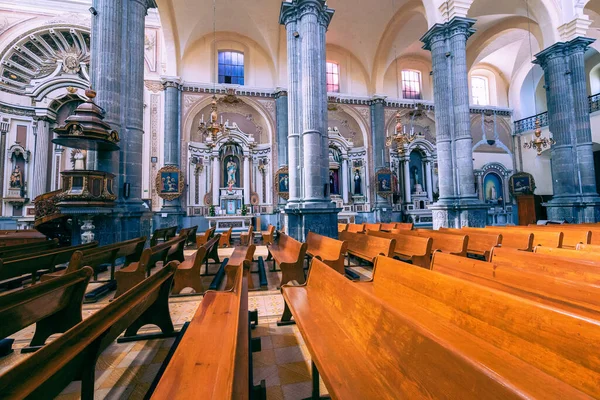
left=218, top=51, right=244, bottom=85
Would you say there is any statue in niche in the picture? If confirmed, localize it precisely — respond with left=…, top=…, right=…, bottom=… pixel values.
left=71, top=149, right=87, bottom=170
left=411, top=166, right=423, bottom=193
left=10, top=165, right=22, bottom=188
left=329, top=170, right=338, bottom=195
left=226, top=157, right=237, bottom=187
left=354, top=170, right=362, bottom=195
left=489, top=185, right=497, bottom=201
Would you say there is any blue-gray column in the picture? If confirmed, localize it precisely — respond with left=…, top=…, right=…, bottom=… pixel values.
left=535, top=37, right=600, bottom=222
left=275, top=90, right=289, bottom=167
left=161, top=79, right=182, bottom=211
left=90, top=0, right=123, bottom=175
left=370, top=97, right=387, bottom=208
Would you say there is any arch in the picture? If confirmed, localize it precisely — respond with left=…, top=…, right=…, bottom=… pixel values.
left=155, top=0, right=180, bottom=75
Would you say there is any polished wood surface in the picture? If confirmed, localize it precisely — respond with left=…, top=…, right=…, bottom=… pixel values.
left=0, top=239, right=58, bottom=259
left=491, top=226, right=564, bottom=248
left=516, top=194, right=536, bottom=225
left=261, top=225, right=275, bottom=245
left=534, top=246, right=600, bottom=262
left=178, top=226, right=198, bottom=248
left=364, top=223, right=381, bottom=232
left=0, top=267, right=93, bottom=349
left=400, top=229, right=468, bottom=257
left=346, top=223, right=365, bottom=233
left=196, top=226, right=216, bottom=247
left=367, top=230, right=432, bottom=268
left=337, top=223, right=348, bottom=233
left=150, top=226, right=177, bottom=246
left=305, top=232, right=348, bottom=274
left=0, top=230, right=46, bottom=246
left=460, top=227, right=534, bottom=251
left=339, top=230, right=395, bottom=264
left=240, top=226, right=254, bottom=246
left=267, top=233, right=307, bottom=286
left=225, top=245, right=256, bottom=290
left=172, top=246, right=207, bottom=294
left=0, top=262, right=178, bottom=399
left=438, top=228, right=502, bottom=260
left=577, top=243, right=600, bottom=252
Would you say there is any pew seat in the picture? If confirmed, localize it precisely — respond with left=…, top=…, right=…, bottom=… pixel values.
left=267, top=233, right=307, bottom=286
left=367, top=230, right=431, bottom=268
left=339, top=230, right=394, bottom=264
left=305, top=232, right=347, bottom=274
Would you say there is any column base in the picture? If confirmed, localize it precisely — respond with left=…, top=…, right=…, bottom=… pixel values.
left=543, top=195, right=600, bottom=223
left=374, top=204, right=393, bottom=223
left=153, top=210, right=186, bottom=230
left=284, top=202, right=341, bottom=241
left=69, top=208, right=152, bottom=245
left=428, top=198, right=489, bottom=229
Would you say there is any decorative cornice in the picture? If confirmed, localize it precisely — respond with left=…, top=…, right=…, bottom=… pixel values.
left=0, top=102, right=35, bottom=117
left=274, top=90, right=288, bottom=99
left=534, top=37, right=595, bottom=67
left=421, top=17, right=476, bottom=51
left=145, top=80, right=164, bottom=93
left=279, top=0, right=334, bottom=28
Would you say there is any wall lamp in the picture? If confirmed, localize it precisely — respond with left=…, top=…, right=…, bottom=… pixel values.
left=89, top=7, right=98, bottom=16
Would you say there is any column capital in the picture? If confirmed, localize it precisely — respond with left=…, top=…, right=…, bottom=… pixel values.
left=533, top=37, right=595, bottom=68
left=161, top=76, right=182, bottom=90
left=129, top=0, right=157, bottom=10
left=274, top=89, right=288, bottom=98
left=421, top=16, right=476, bottom=51
left=279, top=0, right=335, bottom=28
left=370, top=95, right=387, bottom=105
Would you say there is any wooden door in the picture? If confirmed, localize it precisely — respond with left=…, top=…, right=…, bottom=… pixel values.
left=517, top=195, right=536, bottom=225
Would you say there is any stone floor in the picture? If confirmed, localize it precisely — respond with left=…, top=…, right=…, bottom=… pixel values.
left=0, top=245, right=373, bottom=400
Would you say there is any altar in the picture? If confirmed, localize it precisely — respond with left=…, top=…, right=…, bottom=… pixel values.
left=206, top=215, right=253, bottom=231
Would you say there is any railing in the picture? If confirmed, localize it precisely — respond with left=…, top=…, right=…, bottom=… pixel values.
left=515, top=93, right=600, bottom=134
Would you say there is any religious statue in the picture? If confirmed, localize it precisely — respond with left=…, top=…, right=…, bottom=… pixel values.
left=10, top=165, right=22, bottom=188
left=411, top=166, right=423, bottom=193
left=354, top=170, right=362, bottom=195
left=329, top=170, right=338, bottom=195
left=72, top=149, right=86, bottom=170
left=226, top=158, right=237, bottom=187
left=489, top=185, right=497, bottom=201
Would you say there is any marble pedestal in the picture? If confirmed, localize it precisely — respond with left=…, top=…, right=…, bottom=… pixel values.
left=69, top=208, right=152, bottom=246
left=544, top=196, right=600, bottom=223
left=374, top=207, right=393, bottom=224
left=429, top=199, right=489, bottom=229
left=153, top=210, right=185, bottom=231
left=284, top=203, right=340, bottom=241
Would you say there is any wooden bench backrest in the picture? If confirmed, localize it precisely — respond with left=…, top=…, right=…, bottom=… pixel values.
left=0, top=239, right=59, bottom=258
left=150, top=226, right=177, bottom=246
left=459, top=227, right=534, bottom=251
left=0, top=262, right=178, bottom=399
left=70, top=237, right=147, bottom=273
left=534, top=246, right=600, bottom=263
left=403, top=229, right=468, bottom=256
left=0, top=267, right=93, bottom=340
left=395, top=222, right=414, bottom=230
left=438, top=228, right=501, bottom=257
left=577, top=243, right=600, bottom=253
left=491, top=247, right=600, bottom=283
left=367, top=230, right=432, bottom=259
left=347, top=223, right=364, bottom=233
left=292, top=259, right=538, bottom=399
left=278, top=233, right=305, bottom=258
left=493, top=227, right=564, bottom=248
left=430, top=252, right=600, bottom=319
left=337, top=223, right=348, bottom=232
left=306, top=232, right=347, bottom=264
left=152, top=264, right=247, bottom=399
left=364, top=223, right=381, bottom=232
left=369, top=255, right=600, bottom=397
left=339, top=231, right=394, bottom=260
left=526, top=225, right=590, bottom=248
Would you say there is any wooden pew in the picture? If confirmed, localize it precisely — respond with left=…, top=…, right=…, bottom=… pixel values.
left=438, top=227, right=502, bottom=260
left=178, top=225, right=198, bottom=248
left=337, top=223, right=348, bottom=233
left=460, top=227, right=534, bottom=251
left=346, top=223, right=364, bottom=233
left=224, top=245, right=256, bottom=290
left=339, top=231, right=394, bottom=265
left=240, top=226, right=254, bottom=246
left=367, top=230, right=432, bottom=268
left=150, top=226, right=177, bottom=246
left=0, top=242, right=98, bottom=286
left=534, top=246, right=600, bottom=263
left=203, top=234, right=222, bottom=273
left=151, top=258, right=265, bottom=400
left=577, top=243, right=600, bottom=253
left=525, top=224, right=591, bottom=248
left=114, top=235, right=185, bottom=298
left=281, top=258, right=589, bottom=399
left=305, top=232, right=347, bottom=274
left=219, top=227, right=233, bottom=247
left=492, top=226, right=564, bottom=248
left=0, top=239, right=58, bottom=259
left=430, top=252, right=600, bottom=320
left=0, top=230, right=46, bottom=246
left=0, top=267, right=93, bottom=353
left=196, top=226, right=216, bottom=247
left=0, top=262, right=179, bottom=400
left=395, top=222, right=413, bottom=230
left=267, top=233, right=307, bottom=286
left=402, top=229, right=468, bottom=257
left=261, top=225, right=275, bottom=245
left=364, top=223, right=381, bottom=232
left=172, top=246, right=207, bottom=295
left=351, top=256, right=600, bottom=398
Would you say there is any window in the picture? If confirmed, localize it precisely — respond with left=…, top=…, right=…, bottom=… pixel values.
left=218, top=51, right=244, bottom=85
left=471, top=76, right=489, bottom=106
left=326, top=62, right=340, bottom=93
left=401, top=70, right=422, bottom=100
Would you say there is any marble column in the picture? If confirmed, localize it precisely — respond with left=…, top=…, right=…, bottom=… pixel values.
left=161, top=78, right=182, bottom=212
left=404, top=160, right=411, bottom=204
left=422, top=17, right=488, bottom=228
left=0, top=120, right=8, bottom=215
left=212, top=155, right=220, bottom=207
left=243, top=154, right=251, bottom=205
left=370, top=97, right=389, bottom=209
left=535, top=37, right=600, bottom=222
left=426, top=160, right=433, bottom=202
left=31, top=118, right=50, bottom=199
left=280, top=0, right=338, bottom=241
left=341, top=157, right=349, bottom=204
left=275, top=90, right=288, bottom=167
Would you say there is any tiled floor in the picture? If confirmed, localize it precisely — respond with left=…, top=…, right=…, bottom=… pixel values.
left=0, top=245, right=372, bottom=400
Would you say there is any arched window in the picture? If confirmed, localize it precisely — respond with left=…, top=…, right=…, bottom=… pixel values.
left=326, top=62, right=340, bottom=93
left=218, top=51, right=244, bottom=85
left=401, top=70, right=422, bottom=100
left=471, top=76, right=489, bottom=106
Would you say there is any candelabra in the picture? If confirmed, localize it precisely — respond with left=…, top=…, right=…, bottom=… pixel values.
left=523, top=117, right=555, bottom=156
left=198, top=96, right=228, bottom=144
left=385, top=111, right=416, bottom=154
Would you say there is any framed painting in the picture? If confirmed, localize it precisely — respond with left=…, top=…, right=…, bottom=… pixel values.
left=376, top=168, right=393, bottom=197
left=509, top=172, right=535, bottom=196
left=275, top=166, right=289, bottom=201
left=155, top=166, right=184, bottom=201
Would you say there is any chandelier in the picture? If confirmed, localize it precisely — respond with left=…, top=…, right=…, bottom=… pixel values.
left=385, top=111, right=416, bottom=153
left=198, top=96, right=228, bottom=144
left=523, top=117, right=555, bottom=156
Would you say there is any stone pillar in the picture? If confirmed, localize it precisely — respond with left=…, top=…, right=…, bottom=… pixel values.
left=341, top=157, right=349, bottom=204
left=161, top=78, right=182, bottom=212
left=535, top=37, right=600, bottom=222
left=280, top=0, right=339, bottom=241
left=404, top=160, right=411, bottom=204
left=212, top=155, right=220, bottom=207
left=275, top=90, right=289, bottom=168
left=426, top=160, right=433, bottom=202
left=476, top=173, right=484, bottom=201
left=422, top=17, right=488, bottom=228
left=31, top=118, right=50, bottom=199
left=243, top=154, right=251, bottom=205
left=0, top=119, right=8, bottom=215
left=371, top=96, right=391, bottom=222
